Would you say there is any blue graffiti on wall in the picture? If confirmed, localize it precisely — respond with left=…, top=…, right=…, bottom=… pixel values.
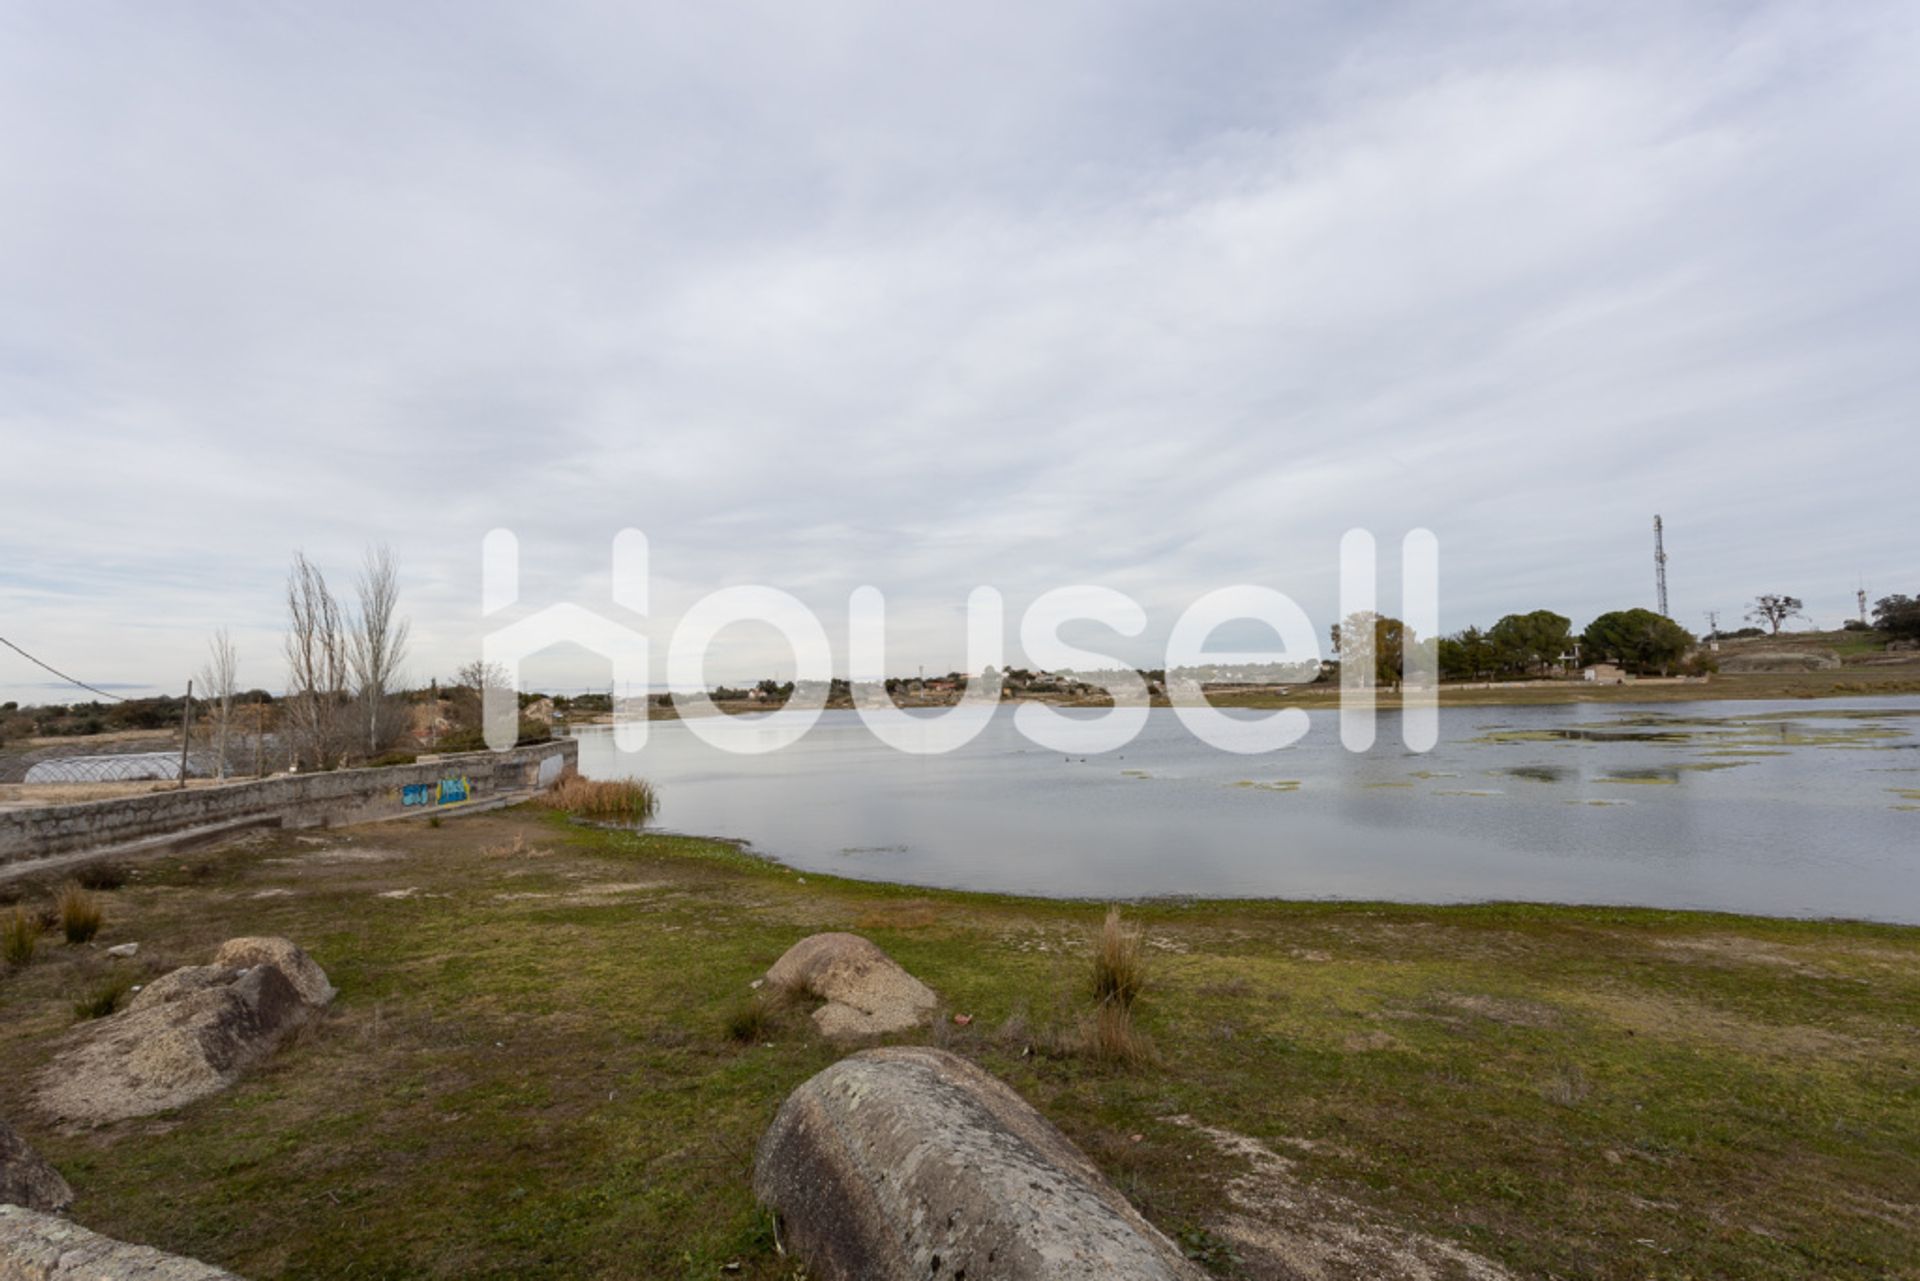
left=401, top=776, right=471, bottom=807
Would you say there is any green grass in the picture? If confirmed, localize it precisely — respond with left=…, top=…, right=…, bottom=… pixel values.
left=0, top=811, right=1915, bottom=1279
left=72, top=971, right=135, bottom=1020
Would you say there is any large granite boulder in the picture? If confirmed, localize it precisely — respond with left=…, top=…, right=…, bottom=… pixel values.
left=0, top=1124, right=70, bottom=1215
left=764, top=933, right=936, bottom=1040
left=35, top=938, right=333, bottom=1126
left=754, top=1046, right=1203, bottom=1281
left=0, top=1205, right=238, bottom=1279
left=212, top=938, right=336, bottom=1007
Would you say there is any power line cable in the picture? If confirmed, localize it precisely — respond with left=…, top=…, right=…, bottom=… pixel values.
left=0, top=634, right=132, bottom=702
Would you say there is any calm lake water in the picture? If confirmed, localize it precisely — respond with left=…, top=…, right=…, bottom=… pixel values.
left=573, top=699, right=1920, bottom=924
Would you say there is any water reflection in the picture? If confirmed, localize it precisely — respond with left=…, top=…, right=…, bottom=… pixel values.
left=573, top=699, right=1920, bottom=923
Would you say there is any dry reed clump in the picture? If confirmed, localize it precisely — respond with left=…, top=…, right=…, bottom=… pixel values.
left=56, top=883, right=103, bottom=945
left=535, top=773, right=659, bottom=823
left=3, top=905, right=41, bottom=968
left=1092, top=905, right=1146, bottom=1007
left=1084, top=906, right=1151, bottom=1064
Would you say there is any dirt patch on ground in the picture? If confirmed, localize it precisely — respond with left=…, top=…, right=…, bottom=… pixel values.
left=282, top=845, right=407, bottom=866
left=1567, top=988, right=1866, bottom=1060
left=1165, top=1115, right=1517, bottom=1280
left=1342, top=1030, right=1402, bottom=1052
left=1428, top=992, right=1562, bottom=1028
left=558, top=881, right=671, bottom=906
left=1650, top=936, right=1832, bottom=977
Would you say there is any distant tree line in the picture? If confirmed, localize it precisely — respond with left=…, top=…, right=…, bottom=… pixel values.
left=1432, top=607, right=1699, bottom=681
left=1872, top=594, right=1920, bottom=641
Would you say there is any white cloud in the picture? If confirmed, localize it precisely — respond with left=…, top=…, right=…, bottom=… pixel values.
left=2, top=1, right=1916, bottom=698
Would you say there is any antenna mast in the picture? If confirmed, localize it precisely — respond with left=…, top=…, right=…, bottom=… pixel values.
left=1858, top=586, right=1869, bottom=627
left=1653, top=515, right=1669, bottom=618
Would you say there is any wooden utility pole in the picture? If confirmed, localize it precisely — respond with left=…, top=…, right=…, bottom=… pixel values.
left=255, top=693, right=265, bottom=777
left=177, top=679, right=193, bottom=789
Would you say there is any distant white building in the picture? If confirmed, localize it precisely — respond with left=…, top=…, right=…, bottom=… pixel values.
left=1582, top=663, right=1628, bottom=684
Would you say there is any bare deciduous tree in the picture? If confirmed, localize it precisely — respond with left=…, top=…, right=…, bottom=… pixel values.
left=350, top=543, right=411, bottom=755
left=1747, top=593, right=1804, bottom=636
left=450, top=659, right=511, bottom=736
left=285, top=552, right=349, bottom=769
left=197, top=628, right=239, bottom=779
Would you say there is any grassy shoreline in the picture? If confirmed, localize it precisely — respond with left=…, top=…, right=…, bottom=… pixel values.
left=2, top=810, right=1916, bottom=1279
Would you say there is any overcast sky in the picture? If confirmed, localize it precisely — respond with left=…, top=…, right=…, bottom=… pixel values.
left=2, top=1, right=1916, bottom=701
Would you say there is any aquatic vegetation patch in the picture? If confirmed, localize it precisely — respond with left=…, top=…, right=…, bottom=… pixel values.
left=1744, top=706, right=1920, bottom=723
left=1121, top=769, right=1152, bottom=779
left=1231, top=779, right=1301, bottom=792
left=1464, top=707, right=1920, bottom=754
left=1361, top=781, right=1415, bottom=789
left=1473, top=727, right=1694, bottom=744
left=1408, top=770, right=1460, bottom=780
left=1723, top=723, right=1907, bottom=749
left=1505, top=765, right=1573, bottom=783
left=1570, top=798, right=1631, bottom=806
left=1433, top=789, right=1502, bottom=797
left=1598, top=770, right=1681, bottom=785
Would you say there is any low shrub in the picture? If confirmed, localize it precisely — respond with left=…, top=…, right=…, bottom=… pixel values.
left=75, top=862, right=128, bottom=892
left=433, top=719, right=552, bottom=753
left=57, top=882, right=104, bottom=945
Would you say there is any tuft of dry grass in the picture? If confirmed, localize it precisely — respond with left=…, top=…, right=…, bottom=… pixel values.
left=1083, top=1000, right=1152, bottom=1064
left=1092, top=905, right=1146, bottom=1008
left=481, top=833, right=536, bottom=858
left=73, top=972, right=135, bottom=1020
left=57, top=882, right=104, bottom=945
left=1082, top=907, right=1151, bottom=1064
left=722, top=986, right=795, bottom=1043
left=3, top=905, right=40, bottom=968
left=535, top=773, right=659, bottom=823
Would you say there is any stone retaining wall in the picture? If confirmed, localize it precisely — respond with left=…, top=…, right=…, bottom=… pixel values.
left=0, top=740, right=576, bottom=866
